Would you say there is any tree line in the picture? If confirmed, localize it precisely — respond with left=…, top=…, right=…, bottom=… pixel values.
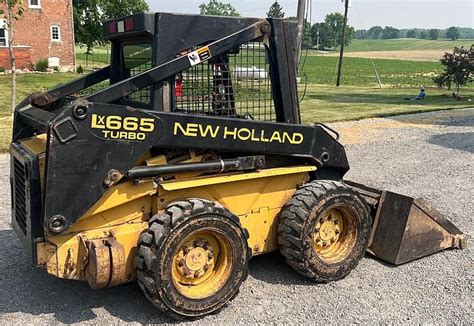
left=356, top=26, right=474, bottom=41
left=201, top=1, right=355, bottom=50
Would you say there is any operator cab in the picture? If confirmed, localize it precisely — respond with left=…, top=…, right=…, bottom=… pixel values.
left=102, top=12, right=299, bottom=123
left=105, top=14, right=155, bottom=109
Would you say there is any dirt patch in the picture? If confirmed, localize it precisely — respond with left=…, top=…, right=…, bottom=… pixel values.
left=330, top=109, right=474, bottom=145
left=326, top=50, right=446, bottom=61
left=334, top=120, right=434, bottom=145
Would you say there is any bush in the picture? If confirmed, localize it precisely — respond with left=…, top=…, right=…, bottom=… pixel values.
left=34, top=59, right=49, bottom=72
left=433, top=45, right=473, bottom=94
left=0, top=67, right=5, bottom=73
left=77, top=65, right=84, bottom=74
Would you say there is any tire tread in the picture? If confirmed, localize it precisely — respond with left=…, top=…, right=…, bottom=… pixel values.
left=278, top=180, right=371, bottom=283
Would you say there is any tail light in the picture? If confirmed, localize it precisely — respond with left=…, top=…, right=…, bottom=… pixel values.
left=175, top=74, right=183, bottom=97
left=108, top=22, right=117, bottom=34
left=107, top=18, right=135, bottom=34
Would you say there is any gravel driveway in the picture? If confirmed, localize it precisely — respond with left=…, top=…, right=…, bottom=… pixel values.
left=0, top=109, right=472, bottom=324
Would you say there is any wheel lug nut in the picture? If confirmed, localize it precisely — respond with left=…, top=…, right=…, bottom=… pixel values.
left=178, top=259, right=184, bottom=267
left=204, top=264, right=210, bottom=272
left=184, top=247, right=191, bottom=254
left=327, top=215, right=332, bottom=220
left=195, top=240, right=205, bottom=248
left=334, top=220, right=338, bottom=225
left=194, top=271, right=200, bottom=278
left=208, top=252, right=214, bottom=260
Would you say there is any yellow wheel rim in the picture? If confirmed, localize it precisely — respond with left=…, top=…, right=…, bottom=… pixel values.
left=313, top=207, right=358, bottom=264
left=171, top=229, right=233, bottom=299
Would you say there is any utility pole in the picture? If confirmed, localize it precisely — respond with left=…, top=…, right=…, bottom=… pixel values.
left=296, top=0, right=307, bottom=69
left=7, top=3, right=17, bottom=114
left=336, top=0, right=350, bottom=87
left=316, top=29, right=320, bottom=51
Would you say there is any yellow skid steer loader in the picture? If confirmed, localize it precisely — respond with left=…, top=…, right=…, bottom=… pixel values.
left=10, top=13, right=466, bottom=319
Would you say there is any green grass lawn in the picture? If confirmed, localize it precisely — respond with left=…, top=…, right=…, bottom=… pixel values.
left=0, top=73, right=78, bottom=117
left=301, top=56, right=443, bottom=87
left=300, top=85, right=473, bottom=123
left=75, top=45, right=110, bottom=69
left=0, top=73, right=78, bottom=152
left=345, top=38, right=474, bottom=52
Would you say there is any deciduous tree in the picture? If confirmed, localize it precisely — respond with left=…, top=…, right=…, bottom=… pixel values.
left=310, top=13, right=355, bottom=50
left=199, top=0, right=240, bottom=17
left=434, top=46, right=473, bottom=94
left=0, top=0, right=24, bottom=113
left=368, top=26, right=383, bottom=39
left=382, top=26, right=399, bottom=39
left=406, top=29, right=416, bottom=38
left=73, top=0, right=149, bottom=55
left=446, top=27, right=460, bottom=41
left=429, top=29, right=439, bottom=40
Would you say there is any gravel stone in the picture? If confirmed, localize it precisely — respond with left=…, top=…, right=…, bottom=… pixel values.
left=0, top=109, right=472, bottom=324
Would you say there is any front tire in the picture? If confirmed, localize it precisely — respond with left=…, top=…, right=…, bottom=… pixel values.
left=135, top=199, right=250, bottom=319
left=278, top=180, right=372, bottom=282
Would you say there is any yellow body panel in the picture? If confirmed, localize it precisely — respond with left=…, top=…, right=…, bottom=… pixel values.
left=20, top=135, right=47, bottom=191
left=38, top=180, right=156, bottom=281
left=160, top=166, right=315, bottom=191
left=158, top=166, right=314, bottom=254
left=37, top=166, right=313, bottom=285
left=20, top=134, right=48, bottom=155
left=40, top=221, right=147, bottom=281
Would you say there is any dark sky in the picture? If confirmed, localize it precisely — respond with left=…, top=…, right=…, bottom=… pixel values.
left=148, top=0, right=474, bottom=29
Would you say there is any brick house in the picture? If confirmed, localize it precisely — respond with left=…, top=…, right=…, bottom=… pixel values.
left=0, top=0, right=75, bottom=70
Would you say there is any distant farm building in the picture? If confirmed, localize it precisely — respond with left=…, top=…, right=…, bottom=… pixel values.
left=0, top=0, right=75, bottom=70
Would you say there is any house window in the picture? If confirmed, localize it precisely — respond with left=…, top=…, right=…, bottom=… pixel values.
left=51, top=26, right=61, bottom=42
left=0, top=20, right=7, bottom=47
left=29, top=0, right=41, bottom=8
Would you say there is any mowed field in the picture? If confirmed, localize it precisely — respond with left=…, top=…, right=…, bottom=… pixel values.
left=327, top=50, right=453, bottom=62
left=322, top=38, right=474, bottom=61
left=302, top=39, right=474, bottom=86
left=301, top=56, right=443, bottom=87
left=345, top=39, right=474, bottom=52
left=77, top=39, right=474, bottom=68
left=76, top=46, right=110, bottom=68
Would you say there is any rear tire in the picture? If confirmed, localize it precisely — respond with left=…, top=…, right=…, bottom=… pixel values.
left=135, top=199, right=250, bottom=320
left=278, top=180, right=371, bottom=282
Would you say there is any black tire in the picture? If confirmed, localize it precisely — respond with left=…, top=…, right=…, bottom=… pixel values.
left=135, top=199, right=250, bottom=320
left=278, top=180, right=371, bottom=282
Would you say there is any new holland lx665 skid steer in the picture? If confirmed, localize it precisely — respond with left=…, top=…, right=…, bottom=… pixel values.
left=10, top=13, right=467, bottom=319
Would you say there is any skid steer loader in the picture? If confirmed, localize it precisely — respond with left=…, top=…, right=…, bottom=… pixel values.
left=10, top=13, right=467, bottom=319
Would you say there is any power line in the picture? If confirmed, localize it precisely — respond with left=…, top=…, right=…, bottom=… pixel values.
left=352, top=1, right=384, bottom=88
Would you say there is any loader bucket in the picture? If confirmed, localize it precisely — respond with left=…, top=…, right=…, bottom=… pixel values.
left=347, top=181, right=468, bottom=265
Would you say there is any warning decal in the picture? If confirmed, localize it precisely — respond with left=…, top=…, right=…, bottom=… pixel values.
left=187, top=46, right=212, bottom=66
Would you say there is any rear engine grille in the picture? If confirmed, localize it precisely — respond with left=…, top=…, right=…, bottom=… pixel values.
left=11, top=142, right=43, bottom=261
left=13, top=158, right=27, bottom=235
